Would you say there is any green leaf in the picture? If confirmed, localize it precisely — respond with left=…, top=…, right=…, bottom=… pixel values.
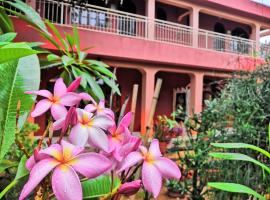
left=102, top=76, right=121, bottom=95
left=73, top=26, right=81, bottom=55
left=0, top=156, right=29, bottom=199
left=65, top=33, right=75, bottom=50
left=268, top=123, right=270, bottom=147
left=211, top=143, right=270, bottom=159
left=0, top=160, right=18, bottom=174
left=86, top=60, right=109, bottom=68
left=85, top=74, right=105, bottom=100
left=0, top=32, right=17, bottom=42
left=72, top=67, right=87, bottom=88
left=15, top=155, right=29, bottom=180
left=82, top=175, right=121, bottom=199
left=0, top=48, right=39, bottom=64
left=210, top=152, right=270, bottom=174
left=208, top=182, right=266, bottom=200
left=91, top=65, right=116, bottom=80
left=0, top=7, right=14, bottom=33
left=0, top=53, right=40, bottom=160
left=47, top=54, right=61, bottom=62
left=5, top=0, right=49, bottom=35
left=62, top=55, right=75, bottom=67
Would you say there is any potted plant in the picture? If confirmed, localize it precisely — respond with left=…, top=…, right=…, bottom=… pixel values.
left=166, top=180, right=187, bottom=198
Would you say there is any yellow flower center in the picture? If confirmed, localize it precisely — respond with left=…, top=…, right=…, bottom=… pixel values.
left=50, top=96, right=60, bottom=104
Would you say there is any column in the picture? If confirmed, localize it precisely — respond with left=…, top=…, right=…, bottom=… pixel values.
left=141, top=68, right=157, bottom=134
left=190, top=7, right=200, bottom=47
left=146, top=0, right=155, bottom=40
left=250, top=23, right=260, bottom=53
left=26, top=0, right=36, bottom=10
left=189, top=73, right=204, bottom=114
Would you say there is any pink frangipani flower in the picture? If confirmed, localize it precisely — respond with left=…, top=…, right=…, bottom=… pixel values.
left=85, top=100, right=114, bottom=119
left=20, top=140, right=112, bottom=200
left=108, top=112, right=132, bottom=161
left=118, top=139, right=181, bottom=198
left=26, top=78, right=82, bottom=120
left=69, top=108, right=114, bottom=151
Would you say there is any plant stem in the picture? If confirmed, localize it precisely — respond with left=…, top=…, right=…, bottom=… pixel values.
left=0, top=180, right=17, bottom=199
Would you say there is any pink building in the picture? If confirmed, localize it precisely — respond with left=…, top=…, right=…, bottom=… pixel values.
left=13, top=0, right=270, bottom=133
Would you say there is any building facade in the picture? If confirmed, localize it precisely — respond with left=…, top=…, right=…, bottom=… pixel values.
left=14, top=0, right=270, bottom=133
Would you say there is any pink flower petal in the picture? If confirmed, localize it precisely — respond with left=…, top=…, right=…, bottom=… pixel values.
left=69, top=124, right=89, bottom=147
left=53, top=117, right=65, bottom=131
left=51, top=104, right=67, bottom=120
left=154, top=157, right=181, bottom=179
left=60, top=92, right=81, bottom=106
left=118, top=180, right=141, bottom=196
left=84, top=104, right=97, bottom=113
left=149, top=139, right=162, bottom=158
left=61, top=140, right=84, bottom=161
left=118, top=112, right=132, bottom=127
left=98, top=100, right=105, bottom=108
left=25, top=90, right=53, bottom=99
left=19, top=158, right=59, bottom=200
left=39, top=144, right=63, bottom=161
left=69, top=153, right=112, bottom=178
left=31, top=99, right=52, bottom=118
left=25, top=155, right=35, bottom=171
left=98, top=108, right=115, bottom=120
left=117, top=152, right=143, bottom=173
left=67, top=77, right=81, bottom=92
left=79, top=92, right=94, bottom=101
left=92, top=115, right=115, bottom=130
left=88, top=127, right=109, bottom=152
left=142, top=163, right=162, bottom=198
left=52, top=165, right=82, bottom=200
left=54, top=78, right=67, bottom=97
left=76, top=108, right=93, bottom=122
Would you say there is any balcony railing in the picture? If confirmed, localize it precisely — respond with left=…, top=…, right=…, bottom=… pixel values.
left=35, top=0, right=264, bottom=57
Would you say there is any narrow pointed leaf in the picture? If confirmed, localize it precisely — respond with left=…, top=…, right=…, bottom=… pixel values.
left=102, top=76, right=120, bottom=95
left=208, top=182, right=266, bottom=200
left=0, top=7, right=14, bottom=33
left=210, top=152, right=270, bottom=174
left=211, top=143, right=270, bottom=159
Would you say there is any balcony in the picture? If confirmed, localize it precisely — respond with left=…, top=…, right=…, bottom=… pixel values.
left=33, top=0, right=265, bottom=58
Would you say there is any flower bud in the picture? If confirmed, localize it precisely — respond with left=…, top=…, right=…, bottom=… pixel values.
left=118, top=180, right=141, bottom=196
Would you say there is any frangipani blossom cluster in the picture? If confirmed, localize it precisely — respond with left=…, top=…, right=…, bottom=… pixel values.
left=23, top=77, right=181, bottom=200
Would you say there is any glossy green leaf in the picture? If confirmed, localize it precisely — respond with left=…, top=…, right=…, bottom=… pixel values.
left=0, top=52, right=40, bottom=160
left=102, top=76, right=120, bottom=95
left=85, top=74, right=104, bottom=100
left=62, top=55, right=75, bottom=67
left=73, top=26, right=81, bottom=55
left=0, top=156, right=29, bottom=199
left=5, top=0, right=49, bottom=35
left=72, top=67, right=87, bottom=88
left=91, top=65, right=116, bottom=80
left=82, top=175, right=121, bottom=199
left=86, top=60, right=109, bottom=68
left=0, top=47, right=39, bottom=64
left=0, top=160, right=18, bottom=174
left=47, top=54, right=61, bottom=62
left=210, top=152, right=270, bottom=174
left=211, top=143, right=270, bottom=159
left=208, top=182, right=266, bottom=200
left=0, top=7, right=14, bottom=33
left=0, top=32, right=16, bottom=42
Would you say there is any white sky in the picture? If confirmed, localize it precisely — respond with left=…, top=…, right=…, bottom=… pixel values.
left=252, top=0, right=270, bottom=7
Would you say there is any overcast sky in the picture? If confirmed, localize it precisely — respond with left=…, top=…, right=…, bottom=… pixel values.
left=252, top=0, right=270, bottom=6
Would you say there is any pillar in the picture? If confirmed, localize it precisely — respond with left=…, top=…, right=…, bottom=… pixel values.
left=251, top=23, right=260, bottom=53
left=146, top=0, right=155, bottom=40
left=189, top=73, right=204, bottom=114
left=141, top=68, right=157, bottom=134
left=190, top=7, right=200, bottom=47
left=26, top=0, right=36, bottom=10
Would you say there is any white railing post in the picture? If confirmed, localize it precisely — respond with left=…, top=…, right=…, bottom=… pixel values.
left=60, top=2, right=64, bottom=25
left=205, top=31, right=208, bottom=49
